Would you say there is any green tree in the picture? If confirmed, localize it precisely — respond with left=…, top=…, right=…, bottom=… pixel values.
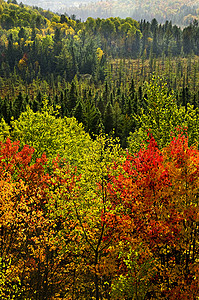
left=49, top=134, right=123, bottom=299
left=13, top=92, right=26, bottom=119
left=0, top=14, right=14, bottom=29
left=104, top=101, right=114, bottom=134
left=128, top=76, right=199, bottom=153
left=100, top=18, right=116, bottom=39
left=72, top=100, right=84, bottom=124
left=67, top=80, right=78, bottom=114
left=83, top=97, right=100, bottom=134
left=9, top=99, right=91, bottom=167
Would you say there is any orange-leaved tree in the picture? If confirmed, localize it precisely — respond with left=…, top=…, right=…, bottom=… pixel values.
left=106, top=134, right=199, bottom=299
left=0, top=138, right=79, bottom=299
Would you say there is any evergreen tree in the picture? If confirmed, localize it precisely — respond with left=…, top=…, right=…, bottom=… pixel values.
left=14, top=92, right=26, bottom=119
left=73, top=100, right=84, bottom=124
left=67, top=80, right=78, bottom=114
left=104, top=101, right=114, bottom=134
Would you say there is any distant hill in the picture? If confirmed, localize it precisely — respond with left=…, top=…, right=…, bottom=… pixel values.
left=17, top=0, right=99, bottom=11
left=18, top=0, right=199, bottom=26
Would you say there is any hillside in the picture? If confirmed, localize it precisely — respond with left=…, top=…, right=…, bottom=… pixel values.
left=0, top=1, right=199, bottom=299
left=19, top=0, right=99, bottom=10
left=16, top=0, right=199, bottom=25
left=0, top=0, right=199, bottom=145
left=65, top=0, right=199, bottom=25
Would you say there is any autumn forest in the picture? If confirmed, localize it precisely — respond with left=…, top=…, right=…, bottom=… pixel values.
left=0, top=0, right=199, bottom=299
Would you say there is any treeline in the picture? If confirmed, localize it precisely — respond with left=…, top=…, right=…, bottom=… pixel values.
left=60, top=0, right=199, bottom=27
left=1, top=55, right=199, bottom=147
left=21, top=0, right=199, bottom=27
left=0, top=0, right=199, bottom=82
left=0, top=1, right=199, bottom=146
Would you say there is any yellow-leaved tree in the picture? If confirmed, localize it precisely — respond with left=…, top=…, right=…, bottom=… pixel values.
left=9, top=98, right=91, bottom=168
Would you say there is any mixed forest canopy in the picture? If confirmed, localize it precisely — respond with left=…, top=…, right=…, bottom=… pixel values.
left=0, top=0, right=199, bottom=299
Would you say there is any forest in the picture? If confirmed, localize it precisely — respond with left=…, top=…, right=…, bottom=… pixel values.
left=59, top=0, right=199, bottom=27
left=17, top=0, right=199, bottom=27
left=0, top=0, right=199, bottom=299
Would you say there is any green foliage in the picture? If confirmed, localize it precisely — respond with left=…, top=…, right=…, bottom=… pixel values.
left=128, top=76, right=199, bottom=153
left=111, top=242, right=155, bottom=299
left=10, top=99, right=91, bottom=166
left=48, top=134, right=124, bottom=299
left=0, top=118, right=10, bottom=141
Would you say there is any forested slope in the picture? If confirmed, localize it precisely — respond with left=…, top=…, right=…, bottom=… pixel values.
left=0, top=1, right=199, bottom=299
left=0, top=85, right=199, bottom=300
left=5, top=0, right=199, bottom=26
left=0, top=0, right=199, bottom=145
left=39, top=0, right=199, bottom=26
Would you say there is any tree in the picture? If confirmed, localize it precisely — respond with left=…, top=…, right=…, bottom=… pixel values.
left=67, top=80, right=78, bottom=113
left=83, top=97, right=101, bottom=134
left=72, top=100, right=84, bottom=124
left=13, top=92, right=26, bottom=119
left=104, top=101, right=114, bottom=134
left=100, top=18, right=116, bottom=39
left=0, top=14, right=14, bottom=30
left=183, top=25, right=193, bottom=55
left=106, top=134, right=199, bottom=299
left=50, top=134, right=123, bottom=299
left=0, top=138, right=79, bottom=299
left=0, top=118, right=10, bottom=142
left=9, top=99, right=91, bottom=167
left=128, top=76, right=199, bottom=153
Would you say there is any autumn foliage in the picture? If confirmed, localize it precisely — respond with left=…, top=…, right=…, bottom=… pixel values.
left=0, top=134, right=199, bottom=299
left=106, top=134, right=199, bottom=299
left=0, top=138, right=78, bottom=299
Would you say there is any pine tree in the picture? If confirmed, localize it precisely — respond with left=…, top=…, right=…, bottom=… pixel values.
left=14, top=92, right=26, bottom=119
left=67, top=81, right=78, bottom=114
left=104, top=101, right=114, bottom=134
left=73, top=100, right=84, bottom=124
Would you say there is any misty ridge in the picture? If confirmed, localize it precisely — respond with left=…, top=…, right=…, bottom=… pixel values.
left=20, top=0, right=99, bottom=10
left=13, top=0, right=199, bottom=26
